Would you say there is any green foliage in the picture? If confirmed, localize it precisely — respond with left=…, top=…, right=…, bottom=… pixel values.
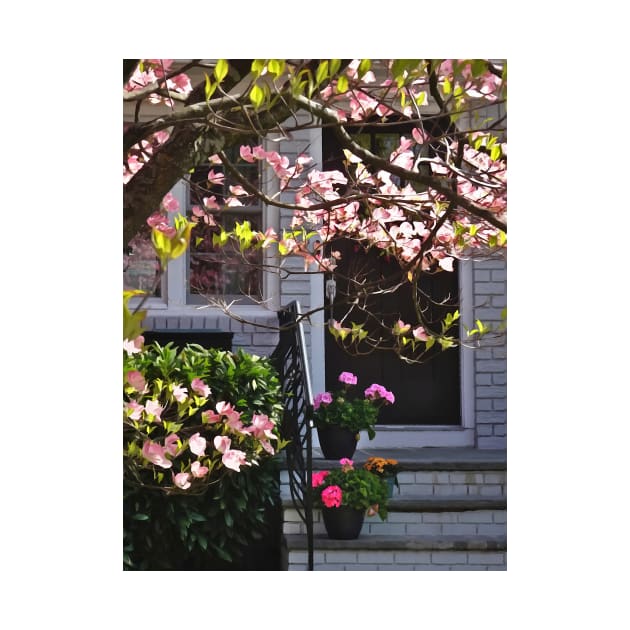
left=124, top=342, right=285, bottom=570
left=124, top=458, right=281, bottom=570
left=313, top=396, right=379, bottom=439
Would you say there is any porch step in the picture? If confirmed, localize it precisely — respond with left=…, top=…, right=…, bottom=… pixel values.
left=282, top=534, right=507, bottom=571
left=280, top=447, right=507, bottom=570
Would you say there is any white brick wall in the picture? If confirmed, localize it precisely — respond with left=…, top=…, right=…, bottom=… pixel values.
left=472, top=258, right=507, bottom=448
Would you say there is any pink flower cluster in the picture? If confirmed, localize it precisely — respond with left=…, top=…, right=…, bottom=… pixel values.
left=313, top=392, right=333, bottom=410
left=312, top=470, right=330, bottom=488
left=364, top=383, right=395, bottom=405
left=338, top=372, right=358, bottom=386
left=321, top=485, right=343, bottom=508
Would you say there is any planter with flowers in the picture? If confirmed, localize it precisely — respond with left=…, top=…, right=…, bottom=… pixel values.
left=312, top=371, right=395, bottom=460
left=312, top=458, right=388, bottom=539
left=364, top=457, right=401, bottom=497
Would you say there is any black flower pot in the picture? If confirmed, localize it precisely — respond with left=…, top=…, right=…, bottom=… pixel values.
left=322, top=506, right=365, bottom=540
left=316, top=425, right=358, bottom=459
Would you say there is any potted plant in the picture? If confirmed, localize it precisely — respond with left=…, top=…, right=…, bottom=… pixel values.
left=364, top=457, right=401, bottom=497
left=312, top=371, right=395, bottom=459
left=312, top=458, right=388, bottom=539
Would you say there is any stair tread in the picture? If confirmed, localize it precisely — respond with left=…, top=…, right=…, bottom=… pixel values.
left=308, top=447, right=506, bottom=470
left=284, top=533, right=507, bottom=551
left=282, top=494, right=506, bottom=510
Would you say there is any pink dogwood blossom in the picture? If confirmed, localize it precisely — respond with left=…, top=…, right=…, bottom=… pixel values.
left=201, top=409, right=221, bottom=424
left=189, top=433, right=207, bottom=456
left=321, top=485, right=343, bottom=508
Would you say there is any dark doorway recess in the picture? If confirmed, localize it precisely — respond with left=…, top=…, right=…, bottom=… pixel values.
left=322, top=120, right=461, bottom=426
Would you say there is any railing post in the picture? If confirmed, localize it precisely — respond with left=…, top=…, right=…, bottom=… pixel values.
left=270, top=301, right=314, bottom=571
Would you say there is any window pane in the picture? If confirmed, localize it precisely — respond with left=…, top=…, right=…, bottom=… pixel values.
left=187, top=142, right=263, bottom=302
left=188, top=215, right=262, bottom=300
left=123, top=231, right=161, bottom=297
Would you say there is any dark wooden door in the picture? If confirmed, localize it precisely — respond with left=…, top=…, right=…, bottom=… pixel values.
left=324, top=240, right=461, bottom=425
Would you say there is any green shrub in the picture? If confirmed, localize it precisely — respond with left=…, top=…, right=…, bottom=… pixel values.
left=123, top=343, right=286, bottom=570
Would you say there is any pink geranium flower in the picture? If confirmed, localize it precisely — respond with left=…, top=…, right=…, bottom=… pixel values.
left=321, top=485, right=343, bottom=508
left=313, top=392, right=333, bottom=410
left=188, top=432, right=207, bottom=456
left=339, top=458, right=354, bottom=471
left=312, top=471, right=329, bottom=488
left=338, top=371, right=357, bottom=386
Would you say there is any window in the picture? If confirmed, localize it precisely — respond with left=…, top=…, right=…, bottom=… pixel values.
left=186, top=142, right=263, bottom=304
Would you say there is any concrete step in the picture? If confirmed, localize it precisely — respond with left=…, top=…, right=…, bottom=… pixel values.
left=282, top=533, right=507, bottom=570
left=283, top=495, right=506, bottom=538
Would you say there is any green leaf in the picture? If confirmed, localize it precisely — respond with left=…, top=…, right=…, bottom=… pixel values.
left=358, top=59, right=371, bottom=77
left=251, top=59, right=266, bottom=77
left=267, top=59, right=285, bottom=78
left=329, top=59, right=341, bottom=76
left=336, top=74, right=348, bottom=93
left=250, top=83, right=264, bottom=109
left=132, top=513, right=150, bottom=521
left=214, top=59, right=228, bottom=83
left=316, top=60, right=329, bottom=85
left=204, top=73, right=217, bottom=100
left=490, top=144, right=502, bottom=161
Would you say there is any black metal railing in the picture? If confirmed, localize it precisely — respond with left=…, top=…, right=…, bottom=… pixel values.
left=270, top=301, right=314, bottom=571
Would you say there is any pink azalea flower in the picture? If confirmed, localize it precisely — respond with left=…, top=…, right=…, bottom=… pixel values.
left=214, top=435, right=231, bottom=454
left=141, top=440, right=172, bottom=469
left=145, top=399, right=163, bottom=421
left=188, top=432, right=206, bottom=456
left=172, top=472, right=191, bottom=489
left=312, top=471, right=329, bottom=488
left=126, top=370, right=146, bottom=393
left=123, top=337, right=143, bottom=355
left=125, top=400, right=144, bottom=420
left=172, top=384, right=188, bottom=403
left=191, top=461, right=209, bottom=478
left=164, top=433, right=180, bottom=457
left=191, top=378, right=211, bottom=397
left=321, top=485, right=343, bottom=508
left=248, top=414, right=277, bottom=440
left=216, top=401, right=242, bottom=425
left=222, top=449, right=249, bottom=472
left=202, top=409, right=221, bottom=424
left=259, top=439, right=275, bottom=455
left=338, top=372, right=357, bottom=386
